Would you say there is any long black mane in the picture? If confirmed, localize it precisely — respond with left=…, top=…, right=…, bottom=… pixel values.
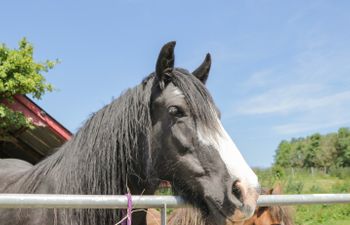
left=8, top=70, right=218, bottom=225
left=11, top=76, right=154, bottom=224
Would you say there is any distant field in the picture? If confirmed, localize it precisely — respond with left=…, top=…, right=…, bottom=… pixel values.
left=255, top=167, right=350, bottom=225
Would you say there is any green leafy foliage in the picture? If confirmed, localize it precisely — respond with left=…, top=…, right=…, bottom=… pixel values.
left=274, top=140, right=292, bottom=167
left=336, top=128, right=350, bottom=166
left=0, top=38, right=57, bottom=138
left=274, top=128, right=350, bottom=169
left=0, top=106, right=34, bottom=139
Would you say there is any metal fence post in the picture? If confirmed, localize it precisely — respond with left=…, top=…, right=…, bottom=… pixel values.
left=161, top=204, right=167, bottom=225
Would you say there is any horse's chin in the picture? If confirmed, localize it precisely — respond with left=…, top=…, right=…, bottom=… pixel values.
left=226, top=204, right=255, bottom=222
left=172, top=182, right=247, bottom=225
left=203, top=198, right=255, bottom=225
left=200, top=199, right=229, bottom=225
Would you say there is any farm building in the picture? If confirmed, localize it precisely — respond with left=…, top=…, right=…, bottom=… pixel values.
left=0, top=95, right=72, bottom=164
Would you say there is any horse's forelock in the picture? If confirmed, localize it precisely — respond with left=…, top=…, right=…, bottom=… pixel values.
left=170, top=69, right=220, bottom=132
left=269, top=205, right=294, bottom=225
left=262, top=187, right=293, bottom=225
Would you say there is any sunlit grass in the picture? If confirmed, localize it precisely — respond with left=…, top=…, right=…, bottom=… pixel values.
left=255, top=167, right=350, bottom=225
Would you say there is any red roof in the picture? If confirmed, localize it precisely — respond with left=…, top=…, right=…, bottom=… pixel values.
left=1, top=95, right=72, bottom=163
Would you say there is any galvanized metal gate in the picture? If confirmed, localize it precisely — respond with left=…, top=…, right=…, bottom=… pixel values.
left=1, top=194, right=350, bottom=225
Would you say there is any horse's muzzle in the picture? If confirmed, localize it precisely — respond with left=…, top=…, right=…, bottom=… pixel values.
left=228, top=181, right=260, bottom=222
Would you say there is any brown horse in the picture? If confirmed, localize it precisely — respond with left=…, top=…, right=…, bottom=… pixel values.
left=242, top=185, right=294, bottom=225
left=147, top=185, right=293, bottom=225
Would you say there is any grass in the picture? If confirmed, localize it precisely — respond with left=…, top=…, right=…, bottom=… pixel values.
left=255, top=167, right=350, bottom=225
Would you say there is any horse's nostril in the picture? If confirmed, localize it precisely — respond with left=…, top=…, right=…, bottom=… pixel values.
left=232, top=180, right=243, bottom=202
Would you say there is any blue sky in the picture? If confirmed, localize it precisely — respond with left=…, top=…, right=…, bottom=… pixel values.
left=2, top=0, right=350, bottom=167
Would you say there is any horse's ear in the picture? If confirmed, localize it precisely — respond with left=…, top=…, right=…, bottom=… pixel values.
left=192, top=53, right=211, bottom=84
left=272, top=183, right=283, bottom=194
left=156, top=41, right=176, bottom=89
left=257, top=207, right=269, bottom=217
left=268, top=188, right=274, bottom=194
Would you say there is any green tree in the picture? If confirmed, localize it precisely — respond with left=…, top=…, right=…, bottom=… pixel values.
left=273, top=128, right=350, bottom=169
left=304, top=133, right=321, bottom=168
left=0, top=38, right=57, bottom=139
left=274, top=140, right=292, bottom=167
left=290, top=142, right=306, bottom=167
left=336, top=128, right=350, bottom=167
left=316, top=134, right=337, bottom=170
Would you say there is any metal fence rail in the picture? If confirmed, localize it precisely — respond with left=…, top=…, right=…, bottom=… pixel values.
left=1, top=194, right=349, bottom=225
left=0, top=193, right=349, bottom=209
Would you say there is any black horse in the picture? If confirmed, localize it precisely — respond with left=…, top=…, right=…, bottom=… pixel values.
left=0, top=42, right=259, bottom=225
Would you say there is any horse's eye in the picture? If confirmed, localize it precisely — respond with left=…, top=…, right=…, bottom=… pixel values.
left=168, top=106, right=184, bottom=117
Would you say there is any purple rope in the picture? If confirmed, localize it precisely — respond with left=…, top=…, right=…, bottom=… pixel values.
left=121, top=193, right=132, bottom=225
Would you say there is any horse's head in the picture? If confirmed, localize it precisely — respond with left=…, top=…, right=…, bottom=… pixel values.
left=149, top=42, right=260, bottom=224
left=244, top=186, right=293, bottom=225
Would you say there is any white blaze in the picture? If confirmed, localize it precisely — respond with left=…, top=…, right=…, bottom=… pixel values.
left=198, top=118, right=259, bottom=188
left=170, top=86, right=258, bottom=189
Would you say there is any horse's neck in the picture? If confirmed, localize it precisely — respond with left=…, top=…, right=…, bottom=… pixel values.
left=11, top=149, right=63, bottom=193
left=18, top=89, right=153, bottom=195
left=18, top=139, right=152, bottom=196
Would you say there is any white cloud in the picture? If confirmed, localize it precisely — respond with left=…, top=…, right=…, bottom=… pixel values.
left=274, top=119, right=350, bottom=135
left=230, top=32, right=350, bottom=137
left=234, top=32, right=350, bottom=117
left=237, top=88, right=350, bottom=115
left=243, top=69, right=275, bottom=88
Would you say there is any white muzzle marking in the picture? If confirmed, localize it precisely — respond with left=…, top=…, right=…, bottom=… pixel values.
left=198, top=118, right=259, bottom=189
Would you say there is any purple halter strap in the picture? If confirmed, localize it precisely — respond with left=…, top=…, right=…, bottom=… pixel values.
left=121, top=193, right=132, bottom=225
